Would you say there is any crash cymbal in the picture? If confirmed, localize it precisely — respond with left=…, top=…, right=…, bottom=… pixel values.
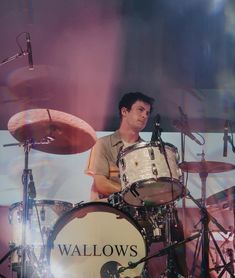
left=8, top=109, right=97, bottom=154
left=179, top=161, right=235, bottom=174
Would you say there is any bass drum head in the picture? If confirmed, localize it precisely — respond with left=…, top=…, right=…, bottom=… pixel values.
left=47, top=202, right=147, bottom=278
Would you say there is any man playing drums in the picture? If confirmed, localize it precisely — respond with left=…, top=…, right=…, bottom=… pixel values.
left=85, top=92, right=188, bottom=277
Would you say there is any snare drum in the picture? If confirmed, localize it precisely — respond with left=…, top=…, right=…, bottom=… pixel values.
left=47, top=202, right=147, bottom=278
left=118, top=142, right=183, bottom=206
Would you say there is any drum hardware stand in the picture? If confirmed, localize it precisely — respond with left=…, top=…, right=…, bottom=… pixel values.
left=185, top=188, right=234, bottom=278
left=0, top=244, right=19, bottom=277
left=159, top=203, right=188, bottom=278
left=151, top=114, right=176, bottom=205
left=0, top=245, right=19, bottom=264
left=0, top=32, right=34, bottom=70
left=224, top=120, right=235, bottom=154
left=209, top=248, right=234, bottom=278
left=178, top=108, right=187, bottom=240
left=18, top=139, right=37, bottom=278
left=3, top=137, right=53, bottom=278
left=117, top=232, right=200, bottom=278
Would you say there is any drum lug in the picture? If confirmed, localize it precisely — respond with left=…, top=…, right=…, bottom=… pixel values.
left=152, top=163, right=158, bottom=176
left=148, top=147, right=155, bottom=160
left=120, top=158, right=126, bottom=170
left=122, top=173, right=128, bottom=185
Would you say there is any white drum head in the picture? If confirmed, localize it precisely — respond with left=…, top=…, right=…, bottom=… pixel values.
left=47, top=202, right=147, bottom=278
left=118, top=142, right=183, bottom=206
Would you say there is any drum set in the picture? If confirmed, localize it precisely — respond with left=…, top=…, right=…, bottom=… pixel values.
left=1, top=108, right=235, bottom=278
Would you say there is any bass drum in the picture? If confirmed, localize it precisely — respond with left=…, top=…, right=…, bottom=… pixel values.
left=47, top=202, right=147, bottom=278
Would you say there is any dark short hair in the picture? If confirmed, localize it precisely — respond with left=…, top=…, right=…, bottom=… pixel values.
left=118, top=92, right=154, bottom=117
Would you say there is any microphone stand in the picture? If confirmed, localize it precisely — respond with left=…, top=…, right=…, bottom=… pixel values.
left=227, top=134, right=235, bottom=153
left=150, top=114, right=162, bottom=144
left=178, top=108, right=187, bottom=237
left=151, top=114, right=187, bottom=277
left=223, top=120, right=235, bottom=154
left=0, top=51, right=26, bottom=67
left=118, top=233, right=200, bottom=277
left=0, top=32, right=30, bottom=68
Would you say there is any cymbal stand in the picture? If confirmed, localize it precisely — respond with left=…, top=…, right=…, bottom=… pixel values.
left=3, top=137, right=54, bottom=277
left=186, top=188, right=234, bottom=277
left=20, top=139, right=36, bottom=278
left=3, top=139, right=37, bottom=277
left=199, top=155, right=209, bottom=277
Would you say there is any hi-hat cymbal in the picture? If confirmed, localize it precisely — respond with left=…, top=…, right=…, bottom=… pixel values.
left=8, top=109, right=97, bottom=154
left=179, top=161, right=235, bottom=174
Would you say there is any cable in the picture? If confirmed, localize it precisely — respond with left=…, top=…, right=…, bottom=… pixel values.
left=16, top=32, right=27, bottom=54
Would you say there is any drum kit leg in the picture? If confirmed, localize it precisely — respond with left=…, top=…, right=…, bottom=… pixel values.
left=180, top=152, right=235, bottom=278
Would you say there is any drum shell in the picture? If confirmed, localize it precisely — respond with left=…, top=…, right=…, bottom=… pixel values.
left=9, top=200, right=73, bottom=246
left=108, top=193, right=166, bottom=244
left=118, top=142, right=183, bottom=206
left=8, top=200, right=73, bottom=268
left=47, top=202, right=147, bottom=278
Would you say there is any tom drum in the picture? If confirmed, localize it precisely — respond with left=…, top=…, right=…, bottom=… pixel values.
left=118, top=142, right=183, bottom=206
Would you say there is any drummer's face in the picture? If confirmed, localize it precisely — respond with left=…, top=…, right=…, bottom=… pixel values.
left=122, top=100, right=151, bottom=131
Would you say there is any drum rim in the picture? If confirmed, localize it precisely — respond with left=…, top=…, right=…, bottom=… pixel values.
left=121, top=178, right=184, bottom=206
left=118, top=141, right=178, bottom=160
left=9, top=199, right=73, bottom=211
left=122, top=177, right=183, bottom=188
left=46, top=201, right=147, bottom=262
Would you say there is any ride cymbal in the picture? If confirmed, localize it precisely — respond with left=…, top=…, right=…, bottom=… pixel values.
left=179, top=161, right=235, bottom=174
left=8, top=109, right=97, bottom=154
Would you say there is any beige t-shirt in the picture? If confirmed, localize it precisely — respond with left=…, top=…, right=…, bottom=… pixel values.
left=85, top=130, right=142, bottom=200
left=85, top=131, right=124, bottom=200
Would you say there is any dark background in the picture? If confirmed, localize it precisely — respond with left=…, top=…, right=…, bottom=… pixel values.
left=0, top=0, right=235, bottom=133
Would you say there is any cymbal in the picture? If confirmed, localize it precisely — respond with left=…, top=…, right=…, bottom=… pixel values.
left=206, top=186, right=235, bottom=206
left=179, top=161, right=235, bottom=174
left=8, top=109, right=97, bottom=154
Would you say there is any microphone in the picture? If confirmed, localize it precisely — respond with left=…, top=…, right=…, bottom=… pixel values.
left=173, top=119, right=202, bottom=145
left=26, top=33, right=34, bottom=70
left=151, top=114, right=161, bottom=142
left=155, top=113, right=161, bottom=128
left=223, top=120, right=229, bottom=157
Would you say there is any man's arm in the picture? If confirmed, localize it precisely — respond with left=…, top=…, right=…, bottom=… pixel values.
left=93, top=174, right=121, bottom=196
left=86, top=135, right=122, bottom=198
